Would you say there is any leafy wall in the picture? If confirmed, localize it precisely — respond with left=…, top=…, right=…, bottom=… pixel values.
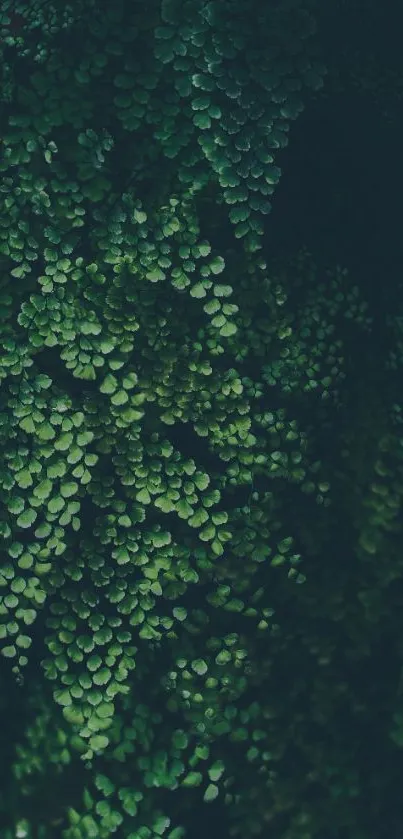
left=0, top=1, right=403, bottom=839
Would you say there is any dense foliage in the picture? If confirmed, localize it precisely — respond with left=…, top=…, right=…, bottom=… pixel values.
left=1, top=1, right=403, bottom=838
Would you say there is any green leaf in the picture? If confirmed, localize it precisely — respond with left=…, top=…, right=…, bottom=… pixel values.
left=63, top=706, right=85, bottom=725
left=215, top=650, right=231, bottom=665
left=139, top=622, right=160, bottom=640
left=54, top=689, right=72, bottom=707
left=211, top=539, right=224, bottom=556
left=190, top=282, right=207, bottom=298
left=2, top=645, right=16, bottom=658
left=176, top=499, right=194, bottom=519
left=47, top=461, right=67, bottom=479
left=33, top=479, right=53, bottom=499
left=121, top=793, right=138, bottom=817
left=11, top=577, right=26, bottom=594
left=96, top=702, right=114, bottom=719
left=89, top=734, right=109, bottom=751
left=208, top=760, right=225, bottom=781
left=151, top=530, right=171, bottom=547
left=198, top=242, right=211, bottom=257
left=219, top=321, right=237, bottom=337
left=203, top=298, right=221, bottom=315
left=15, top=469, right=33, bottom=488
left=87, top=655, right=102, bottom=671
left=60, top=481, right=78, bottom=498
left=133, top=209, right=147, bottom=224
left=211, top=314, right=226, bottom=328
left=173, top=607, right=187, bottom=621
left=16, top=508, right=37, bottom=529
left=229, top=206, right=250, bottom=224
left=146, top=268, right=165, bottom=282
left=136, top=488, right=151, bottom=505
left=172, top=730, right=188, bottom=749
left=99, top=340, right=115, bottom=354
left=11, top=266, right=26, bottom=278
left=204, top=784, right=219, bottom=802
left=111, top=389, right=129, bottom=406
left=194, top=473, right=210, bottom=491
left=122, top=372, right=138, bottom=389
left=8, top=497, right=25, bottom=515
left=188, top=508, right=209, bottom=527
left=93, top=667, right=111, bottom=686
left=22, top=609, right=37, bottom=625
left=48, top=496, right=65, bottom=514
left=193, top=113, right=211, bottom=129
left=154, top=495, right=176, bottom=513
left=95, top=773, right=115, bottom=797
left=19, top=416, right=35, bottom=433
left=209, top=256, right=225, bottom=275
left=55, top=432, right=74, bottom=451
left=37, top=422, right=56, bottom=441
left=67, top=445, right=83, bottom=465
left=182, top=772, right=203, bottom=787
left=213, top=284, right=232, bottom=297
left=154, top=816, right=171, bottom=835
left=191, top=659, right=208, bottom=676
left=100, top=374, right=118, bottom=394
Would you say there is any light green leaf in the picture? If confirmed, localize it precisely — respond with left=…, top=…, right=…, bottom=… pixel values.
left=155, top=495, right=176, bottom=513
left=199, top=524, right=216, bottom=541
left=122, top=372, right=138, bottom=389
left=133, top=209, right=147, bottom=224
left=16, top=508, right=37, bottom=529
left=173, top=607, right=187, bottom=621
left=48, top=496, right=64, bottom=514
left=211, top=539, right=224, bottom=556
left=208, top=760, right=225, bottom=781
left=209, top=256, right=225, bottom=275
left=100, top=374, right=118, bottom=394
left=95, top=774, right=115, bottom=797
left=188, top=508, right=209, bottom=527
left=213, top=284, right=232, bottom=297
left=146, top=268, right=165, bottom=282
left=33, top=479, right=53, bottom=499
left=2, top=645, right=16, bottom=658
left=60, top=481, right=78, bottom=498
left=215, top=650, right=231, bottom=665
left=99, top=340, right=115, bottom=354
left=15, top=469, right=33, bottom=488
left=8, top=497, right=25, bottom=515
left=54, top=689, right=72, bottom=707
left=111, top=390, right=129, bottom=405
left=136, top=488, right=151, bottom=505
left=204, top=784, right=219, bottom=802
left=96, top=702, right=114, bottom=719
left=77, top=431, right=94, bottom=446
left=47, top=461, right=67, bottom=478
left=194, top=473, right=210, bottom=491
left=182, top=772, right=202, bottom=787
left=55, top=432, right=74, bottom=451
left=191, top=659, right=208, bottom=676
left=37, top=422, right=56, bottom=441
left=193, top=113, right=211, bottom=129
left=219, top=321, right=237, bottom=337
left=19, top=416, right=35, bottom=433
left=176, top=499, right=194, bottom=519
left=190, top=282, right=207, bottom=298
left=89, top=734, right=109, bottom=751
